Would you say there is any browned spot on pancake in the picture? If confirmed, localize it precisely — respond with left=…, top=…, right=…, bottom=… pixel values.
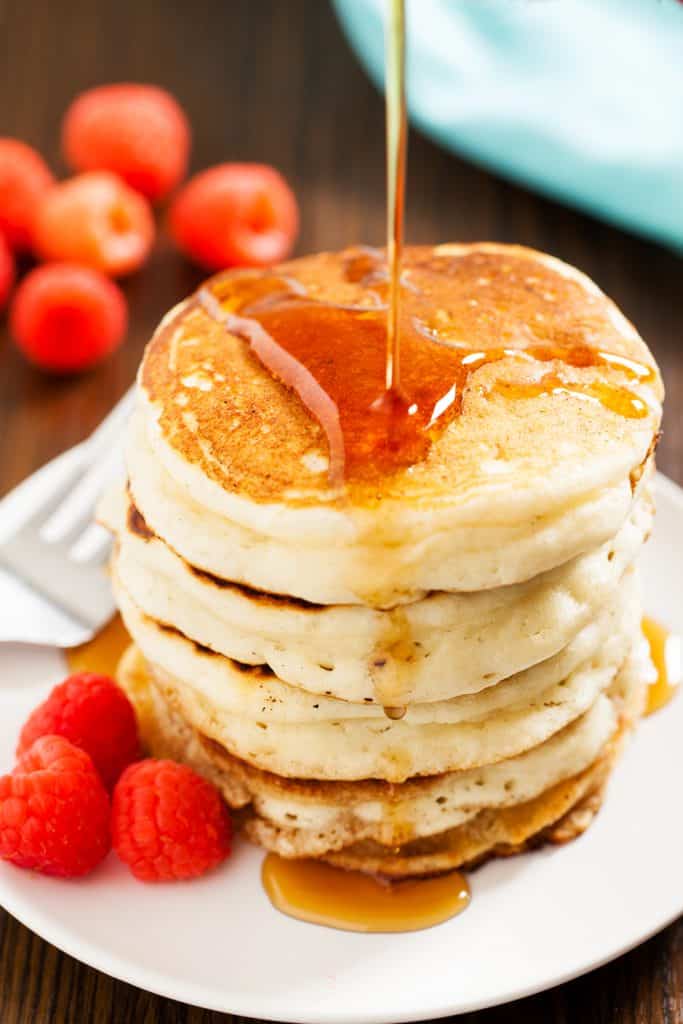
left=125, top=491, right=324, bottom=611
left=187, top=562, right=320, bottom=610
left=152, top=614, right=274, bottom=676
left=155, top=619, right=218, bottom=658
left=127, top=502, right=155, bottom=541
left=630, top=431, right=660, bottom=491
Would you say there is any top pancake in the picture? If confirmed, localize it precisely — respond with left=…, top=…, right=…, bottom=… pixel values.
left=138, top=243, right=662, bottom=542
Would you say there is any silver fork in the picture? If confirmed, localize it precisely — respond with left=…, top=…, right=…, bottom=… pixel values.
left=0, top=387, right=135, bottom=646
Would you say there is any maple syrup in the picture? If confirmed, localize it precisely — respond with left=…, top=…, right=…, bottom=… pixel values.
left=492, top=374, right=650, bottom=419
left=66, top=614, right=130, bottom=677
left=261, top=854, right=470, bottom=933
left=384, top=0, right=407, bottom=394
left=198, top=272, right=655, bottom=488
left=371, top=606, right=415, bottom=716
left=642, top=616, right=681, bottom=715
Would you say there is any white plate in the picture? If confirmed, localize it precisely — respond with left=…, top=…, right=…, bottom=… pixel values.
left=0, top=468, right=681, bottom=1023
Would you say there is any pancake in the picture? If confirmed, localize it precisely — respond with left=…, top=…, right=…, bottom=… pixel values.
left=105, top=484, right=652, bottom=704
left=129, top=407, right=653, bottom=605
left=106, top=240, right=661, bottom=881
left=323, top=752, right=615, bottom=878
left=113, top=567, right=639, bottom=781
left=133, top=243, right=662, bottom=605
left=117, top=637, right=647, bottom=877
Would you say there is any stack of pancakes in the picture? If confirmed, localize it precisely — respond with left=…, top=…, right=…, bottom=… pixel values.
left=103, top=243, right=663, bottom=878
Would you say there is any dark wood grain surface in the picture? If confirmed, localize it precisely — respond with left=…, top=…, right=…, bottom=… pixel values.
left=0, top=1, right=681, bottom=1021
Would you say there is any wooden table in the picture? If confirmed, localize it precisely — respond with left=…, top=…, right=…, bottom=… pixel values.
left=0, top=1, right=681, bottom=1021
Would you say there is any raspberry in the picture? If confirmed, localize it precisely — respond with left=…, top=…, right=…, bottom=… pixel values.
left=0, top=736, right=110, bottom=877
left=0, top=232, right=15, bottom=312
left=18, top=672, right=141, bottom=789
left=63, top=84, right=190, bottom=202
left=0, top=138, right=54, bottom=251
left=169, top=163, right=299, bottom=271
left=112, top=759, right=231, bottom=881
left=10, top=263, right=127, bottom=374
left=33, top=171, right=155, bottom=278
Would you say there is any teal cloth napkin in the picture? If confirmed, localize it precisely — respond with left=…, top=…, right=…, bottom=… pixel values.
left=332, top=0, right=683, bottom=250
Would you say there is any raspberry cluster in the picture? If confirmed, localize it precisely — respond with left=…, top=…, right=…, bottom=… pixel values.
left=0, top=672, right=231, bottom=881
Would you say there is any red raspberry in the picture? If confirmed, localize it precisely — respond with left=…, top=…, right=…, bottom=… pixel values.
left=18, top=672, right=141, bottom=789
left=33, top=171, right=155, bottom=278
left=62, top=84, right=190, bottom=202
left=0, top=736, right=110, bottom=877
left=0, top=232, right=15, bottom=312
left=0, top=138, right=54, bottom=251
left=169, top=163, right=299, bottom=271
left=10, top=263, right=127, bottom=374
left=112, top=759, right=231, bottom=882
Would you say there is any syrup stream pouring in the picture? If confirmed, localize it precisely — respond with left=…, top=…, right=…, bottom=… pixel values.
left=384, top=0, right=407, bottom=396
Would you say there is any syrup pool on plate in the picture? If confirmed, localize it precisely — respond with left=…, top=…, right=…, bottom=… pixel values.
left=642, top=616, right=681, bottom=715
left=66, top=614, right=130, bottom=676
left=262, top=854, right=470, bottom=933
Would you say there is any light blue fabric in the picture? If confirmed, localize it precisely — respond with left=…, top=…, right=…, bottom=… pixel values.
left=332, top=0, right=683, bottom=250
